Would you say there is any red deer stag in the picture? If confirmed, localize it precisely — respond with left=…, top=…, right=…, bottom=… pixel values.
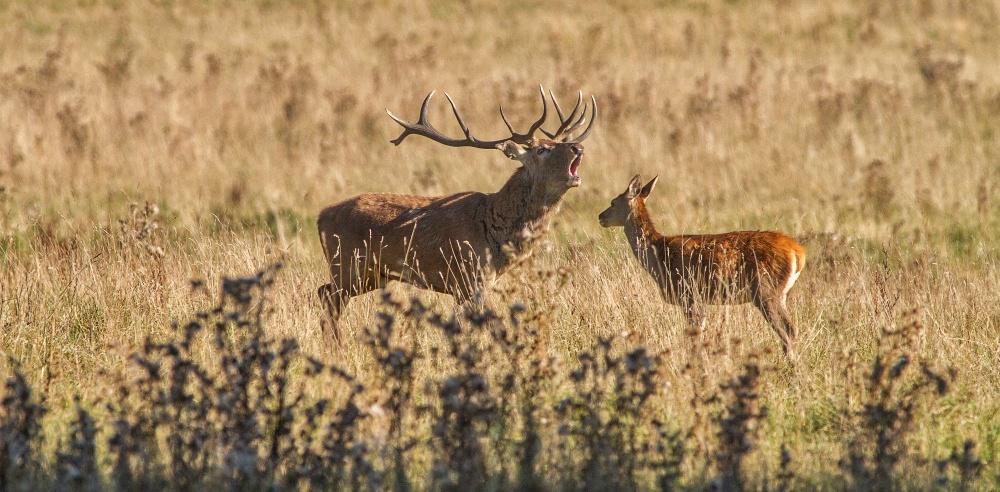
left=598, top=175, right=806, bottom=356
left=318, top=87, right=597, bottom=337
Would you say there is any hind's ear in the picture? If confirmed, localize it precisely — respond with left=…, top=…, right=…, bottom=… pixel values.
left=627, top=175, right=642, bottom=197
left=639, top=176, right=658, bottom=198
left=497, top=141, right=526, bottom=160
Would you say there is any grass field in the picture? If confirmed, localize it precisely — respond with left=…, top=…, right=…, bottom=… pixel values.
left=1, top=0, right=999, bottom=489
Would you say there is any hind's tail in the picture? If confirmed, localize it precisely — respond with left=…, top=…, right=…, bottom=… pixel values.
left=782, top=244, right=805, bottom=299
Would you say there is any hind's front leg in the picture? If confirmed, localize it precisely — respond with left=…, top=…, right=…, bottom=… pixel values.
left=680, top=298, right=706, bottom=335
left=674, top=288, right=710, bottom=360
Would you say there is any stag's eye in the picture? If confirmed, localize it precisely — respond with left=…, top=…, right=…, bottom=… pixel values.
left=535, top=147, right=549, bottom=155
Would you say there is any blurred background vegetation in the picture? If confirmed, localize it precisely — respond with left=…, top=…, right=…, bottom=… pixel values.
left=0, top=0, right=998, bottom=488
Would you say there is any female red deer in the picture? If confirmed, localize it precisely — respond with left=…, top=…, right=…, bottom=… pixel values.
left=318, top=87, right=596, bottom=338
left=598, top=175, right=806, bottom=356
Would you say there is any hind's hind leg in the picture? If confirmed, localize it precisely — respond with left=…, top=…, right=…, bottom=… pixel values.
left=778, top=297, right=797, bottom=342
left=754, top=297, right=796, bottom=358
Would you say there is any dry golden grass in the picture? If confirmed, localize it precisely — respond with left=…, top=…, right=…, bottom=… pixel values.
left=1, top=0, right=999, bottom=486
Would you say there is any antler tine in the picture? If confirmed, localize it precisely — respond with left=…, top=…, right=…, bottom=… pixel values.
left=499, top=104, right=516, bottom=135
left=418, top=90, right=434, bottom=124
left=569, top=95, right=598, bottom=143
left=498, top=84, right=547, bottom=143
left=550, top=89, right=565, bottom=123
left=387, top=91, right=438, bottom=146
left=540, top=90, right=559, bottom=138
left=387, top=91, right=505, bottom=149
left=444, top=92, right=474, bottom=140
left=560, top=100, right=589, bottom=140
left=563, top=91, right=584, bottom=129
left=524, top=84, right=548, bottom=138
left=386, top=88, right=550, bottom=149
left=542, top=91, right=584, bottom=139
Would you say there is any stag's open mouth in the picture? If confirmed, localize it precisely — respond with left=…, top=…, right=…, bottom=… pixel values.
left=567, top=154, right=582, bottom=187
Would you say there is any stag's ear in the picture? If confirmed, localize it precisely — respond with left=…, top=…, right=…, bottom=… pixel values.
left=639, top=176, right=658, bottom=198
left=627, top=175, right=643, bottom=197
left=497, top=141, right=526, bottom=160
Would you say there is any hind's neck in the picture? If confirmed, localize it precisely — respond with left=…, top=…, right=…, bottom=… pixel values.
left=624, top=199, right=661, bottom=255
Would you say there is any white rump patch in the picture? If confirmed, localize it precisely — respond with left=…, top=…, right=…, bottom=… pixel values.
left=782, top=252, right=800, bottom=301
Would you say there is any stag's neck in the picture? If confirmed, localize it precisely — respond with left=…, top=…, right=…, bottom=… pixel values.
left=485, top=167, right=564, bottom=258
left=624, top=200, right=661, bottom=257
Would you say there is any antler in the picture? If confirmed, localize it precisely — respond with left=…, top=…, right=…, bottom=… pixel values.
left=386, top=86, right=597, bottom=148
left=386, top=86, right=548, bottom=149
left=542, top=90, right=598, bottom=143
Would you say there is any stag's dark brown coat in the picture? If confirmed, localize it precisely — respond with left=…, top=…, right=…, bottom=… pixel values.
left=318, top=88, right=596, bottom=339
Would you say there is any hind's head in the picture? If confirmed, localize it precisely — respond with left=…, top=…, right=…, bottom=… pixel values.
left=598, top=175, right=658, bottom=227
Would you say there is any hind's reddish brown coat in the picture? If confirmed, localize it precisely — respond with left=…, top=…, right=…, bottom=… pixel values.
left=599, top=176, right=806, bottom=355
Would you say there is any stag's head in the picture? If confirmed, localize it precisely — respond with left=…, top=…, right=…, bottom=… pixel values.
left=386, top=86, right=596, bottom=192
left=598, top=175, right=658, bottom=227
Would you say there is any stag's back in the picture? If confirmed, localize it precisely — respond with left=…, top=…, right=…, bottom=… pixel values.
left=317, top=191, right=494, bottom=291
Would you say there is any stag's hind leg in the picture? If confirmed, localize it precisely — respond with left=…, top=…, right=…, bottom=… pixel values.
left=318, top=283, right=350, bottom=344
left=318, top=283, right=346, bottom=320
left=317, top=273, right=379, bottom=345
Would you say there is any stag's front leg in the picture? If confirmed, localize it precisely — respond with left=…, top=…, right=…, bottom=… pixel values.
left=454, top=271, right=510, bottom=328
left=454, top=279, right=487, bottom=316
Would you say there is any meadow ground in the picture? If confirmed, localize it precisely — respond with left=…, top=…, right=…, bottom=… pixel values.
left=1, top=0, right=999, bottom=489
